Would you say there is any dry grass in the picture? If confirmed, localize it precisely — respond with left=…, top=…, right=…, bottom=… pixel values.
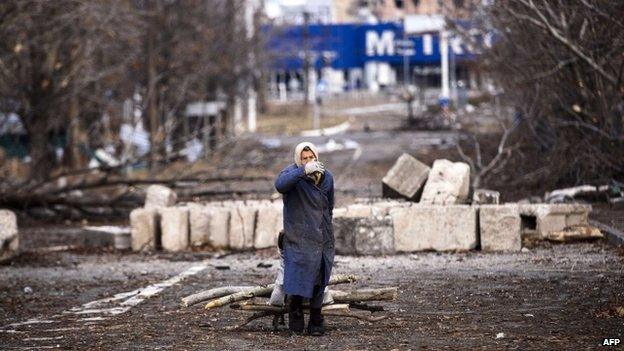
left=257, top=102, right=350, bottom=134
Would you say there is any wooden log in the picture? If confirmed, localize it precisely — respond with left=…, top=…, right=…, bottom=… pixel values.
left=182, top=286, right=255, bottom=307
left=204, top=284, right=275, bottom=310
left=202, top=274, right=357, bottom=310
left=330, top=287, right=398, bottom=302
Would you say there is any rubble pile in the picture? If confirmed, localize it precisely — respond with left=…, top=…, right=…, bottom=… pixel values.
left=181, top=275, right=396, bottom=331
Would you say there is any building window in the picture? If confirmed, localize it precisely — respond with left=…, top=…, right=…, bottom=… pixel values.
left=394, top=0, right=404, bottom=8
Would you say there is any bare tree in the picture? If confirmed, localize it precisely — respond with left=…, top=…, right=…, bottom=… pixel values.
left=0, top=0, right=136, bottom=179
left=451, top=0, right=624, bottom=187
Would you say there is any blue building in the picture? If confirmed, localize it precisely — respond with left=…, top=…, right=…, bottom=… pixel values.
left=265, top=19, right=483, bottom=101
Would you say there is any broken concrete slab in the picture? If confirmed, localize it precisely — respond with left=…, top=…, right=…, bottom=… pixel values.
left=144, top=185, right=177, bottom=209
left=130, top=208, right=159, bottom=251
left=420, top=159, right=470, bottom=205
left=518, top=203, right=592, bottom=238
left=355, top=217, right=394, bottom=255
left=254, top=204, right=283, bottom=249
left=228, top=206, right=257, bottom=250
left=0, top=210, right=19, bottom=262
left=160, top=207, right=189, bottom=252
left=472, top=189, right=500, bottom=205
left=382, top=153, right=430, bottom=200
left=390, top=205, right=477, bottom=252
left=479, top=205, right=521, bottom=251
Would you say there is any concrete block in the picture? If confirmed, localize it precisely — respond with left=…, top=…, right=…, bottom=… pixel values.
left=189, top=205, right=211, bottom=247
left=372, top=201, right=411, bottom=217
left=228, top=206, right=257, bottom=250
left=382, top=153, right=430, bottom=200
left=160, top=207, right=189, bottom=252
left=479, top=205, right=521, bottom=251
left=145, top=185, right=177, bottom=209
left=130, top=208, right=159, bottom=251
left=420, top=159, right=470, bottom=205
left=390, top=205, right=477, bottom=252
left=355, top=217, right=395, bottom=255
left=472, top=189, right=500, bottom=204
left=332, top=217, right=357, bottom=255
left=83, top=226, right=131, bottom=250
left=209, top=207, right=231, bottom=248
left=254, top=204, right=283, bottom=249
left=0, top=210, right=19, bottom=262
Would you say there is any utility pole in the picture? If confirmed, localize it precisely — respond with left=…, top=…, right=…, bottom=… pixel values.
left=402, top=19, right=409, bottom=86
left=302, top=11, right=311, bottom=105
left=440, top=30, right=450, bottom=103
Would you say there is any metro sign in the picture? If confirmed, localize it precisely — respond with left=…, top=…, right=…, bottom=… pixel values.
left=365, top=30, right=465, bottom=58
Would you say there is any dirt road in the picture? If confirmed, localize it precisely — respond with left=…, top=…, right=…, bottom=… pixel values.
left=2, top=241, right=622, bottom=350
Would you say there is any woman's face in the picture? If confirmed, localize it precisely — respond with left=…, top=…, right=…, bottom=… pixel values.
left=300, top=150, right=315, bottom=165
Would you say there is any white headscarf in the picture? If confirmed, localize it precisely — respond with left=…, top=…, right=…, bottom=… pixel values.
left=294, top=141, right=319, bottom=167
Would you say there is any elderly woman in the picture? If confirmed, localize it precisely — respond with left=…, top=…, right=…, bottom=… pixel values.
left=274, top=141, right=335, bottom=336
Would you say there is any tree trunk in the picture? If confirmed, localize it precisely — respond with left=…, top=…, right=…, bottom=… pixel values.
left=27, top=115, right=56, bottom=181
left=145, top=2, right=161, bottom=171
left=64, top=93, right=85, bottom=169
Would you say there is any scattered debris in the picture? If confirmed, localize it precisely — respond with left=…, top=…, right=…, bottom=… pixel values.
left=181, top=275, right=396, bottom=330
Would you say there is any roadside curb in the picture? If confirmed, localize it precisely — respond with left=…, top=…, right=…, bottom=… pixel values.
left=590, top=220, right=624, bottom=247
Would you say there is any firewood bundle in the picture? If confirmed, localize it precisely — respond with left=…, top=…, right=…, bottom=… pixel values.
left=181, top=274, right=397, bottom=330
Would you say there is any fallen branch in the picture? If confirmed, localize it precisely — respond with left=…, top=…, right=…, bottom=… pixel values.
left=202, top=274, right=357, bottom=310
left=204, top=285, right=274, bottom=310
left=182, top=286, right=254, bottom=307
left=186, top=282, right=392, bottom=308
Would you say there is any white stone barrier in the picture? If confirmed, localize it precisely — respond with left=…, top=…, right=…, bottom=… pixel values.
left=0, top=210, right=19, bottom=262
left=390, top=204, right=477, bottom=252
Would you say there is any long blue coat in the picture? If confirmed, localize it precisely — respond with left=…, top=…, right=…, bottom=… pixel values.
left=275, top=164, right=335, bottom=298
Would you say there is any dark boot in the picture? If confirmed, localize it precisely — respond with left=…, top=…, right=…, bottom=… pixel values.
left=288, top=297, right=304, bottom=334
left=307, top=307, right=324, bottom=336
